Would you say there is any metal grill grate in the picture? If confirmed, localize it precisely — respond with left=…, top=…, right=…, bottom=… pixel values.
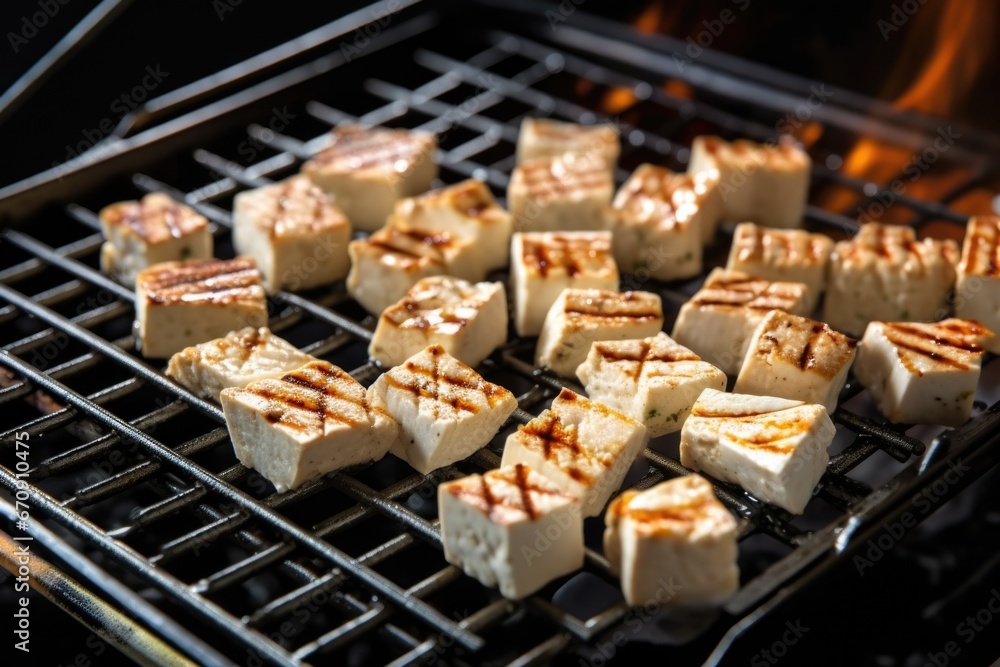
left=3, top=4, right=1000, bottom=665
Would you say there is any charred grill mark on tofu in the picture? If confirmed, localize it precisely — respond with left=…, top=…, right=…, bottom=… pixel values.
left=960, top=217, right=1000, bottom=276
left=562, top=291, right=661, bottom=321
left=101, top=194, right=207, bottom=245
left=386, top=345, right=508, bottom=414
left=253, top=362, right=368, bottom=430
left=516, top=156, right=611, bottom=200
left=520, top=234, right=613, bottom=278
left=881, top=321, right=988, bottom=375
left=140, top=258, right=263, bottom=306
left=447, top=466, right=568, bottom=523
left=306, top=126, right=430, bottom=174
left=519, top=411, right=593, bottom=483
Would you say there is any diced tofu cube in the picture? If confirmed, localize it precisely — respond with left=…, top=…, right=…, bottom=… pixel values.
left=824, top=223, right=959, bottom=336
left=535, top=288, right=664, bottom=377
left=853, top=319, right=993, bottom=427
left=515, top=117, right=620, bottom=166
left=369, top=277, right=508, bottom=368
left=439, top=463, right=584, bottom=599
left=511, top=231, right=619, bottom=337
left=501, top=388, right=649, bottom=517
left=604, top=474, right=739, bottom=606
left=135, top=258, right=268, bottom=359
left=734, top=310, right=857, bottom=413
left=680, top=389, right=834, bottom=514
left=346, top=226, right=479, bottom=316
left=671, top=268, right=811, bottom=375
left=507, top=153, right=613, bottom=232
left=388, top=178, right=513, bottom=271
left=301, top=125, right=437, bottom=231
left=220, top=361, right=398, bottom=492
left=577, top=333, right=727, bottom=436
left=687, top=136, right=810, bottom=229
left=725, top=222, right=833, bottom=313
left=99, top=193, right=213, bottom=286
left=368, top=345, right=517, bottom=474
left=232, top=175, right=351, bottom=292
left=956, top=216, right=1000, bottom=353
left=611, top=165, right=721, bottom=280
left=166, top=327, right=315, bottom=401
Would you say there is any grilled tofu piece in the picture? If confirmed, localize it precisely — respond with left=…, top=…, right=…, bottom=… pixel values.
left=346, top=226, right=480, bottom=316
left=501, top=388, right=649, bottom=517
left=439, top=463, right=584, bottom=599
left=687, top=135, right=810, bottom=228
left=511, top=231, right=619, bottom=337
left=135, top=258, right=267, bottom=359
left=99, top=193, right=213, bottom=286
left=388, top=179, right=513, bottom=271
left=824, top=223, right=959, bottom=336
left=611, top=165, right=721, bottom=279
left=956, top=216, right=1000, bottom=353
left=220, top=361, right=398, bottom=492
left=368, top=345, right=518, bottom=474
left=232, top=175, right=351, bottom=292
left=535, top=288, right=664, bottom=377
left=725, top=223, right=833, bottom=313
left=853, top=319, right=993, bottom=427
left=680, top=389, right=834, bottom=514
left=167, top=327, right=315, bottom=401
left=671, top=268, right=811, bottom=375
left=508, top=153, right=614, bottom=232
left=577, top=333, right=727, bottom=436
left=301, top=125, right=437, bottom=231
left=734, top=310, right=857, bottom=413
left=515, top=117, right=620, bottom=166
left=369, top=277, right=508, bottom=368
left=604, top=474, right=739, bottom=606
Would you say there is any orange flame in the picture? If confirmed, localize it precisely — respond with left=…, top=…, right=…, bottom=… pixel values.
left=823, top=1, right=994, bottom=216
left=634, top=1, right=663, bottom=34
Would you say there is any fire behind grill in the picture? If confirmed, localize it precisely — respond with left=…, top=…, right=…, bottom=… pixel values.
left=2, top=1, right=1000, bottom=665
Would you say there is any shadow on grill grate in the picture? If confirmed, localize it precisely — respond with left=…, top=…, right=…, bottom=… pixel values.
left=2, top=3, right=1000, bottom=665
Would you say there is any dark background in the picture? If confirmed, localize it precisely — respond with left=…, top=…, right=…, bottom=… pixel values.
left=1, top=1, right=999, bottom=665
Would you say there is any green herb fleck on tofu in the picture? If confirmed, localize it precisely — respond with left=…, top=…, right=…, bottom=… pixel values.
left=646, top=408, right=659, bottom=420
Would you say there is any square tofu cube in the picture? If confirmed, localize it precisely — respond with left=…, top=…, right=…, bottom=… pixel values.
left=501, top=388, right=649, bottom=517
left=511, top=231, right=619, bottom=337
left=368, top=345, right=518, bottom=474
left=604, top=474, right=739, bottom=606
left=508, top=153, right=613, bottom=232
left=824, top=223, right=959, bottom=336
left=369, top=276, right=508, bottom=368
left=389, top=179, right=513, bottom=271
left=135, top=258, right=267, bottom=359
left=346, top=226, right=479, bottom=316
left=167, top=327, right=315, bottom=401
left=99, top=193, right=213, bottom=286
left=687, top=136, right=810, bottom=229
left=680, top=389, right=834, bottom=514
left=611, top=165, right=721, bottom=280
left=515, top=117, right=620, bottom=166
left=725, top=223, right=833, bottom=313
left=220, top=361, right=399, bottom=492
left=577, top=333, right=727, bottom=436
left=535, top=288, right=664, bottom=377
left=439, top=463, right=584, bottom=599
left=956, top=216, right=1000, bottom=353
left=734, top=310, right=857, bottom=414
left=232, top=175, right=351, bottom=292
left=301, top=125, right=437, bottom=231
left=853, top=319, right=993, bottom=427
left=671, top=269, right=811, bottom=375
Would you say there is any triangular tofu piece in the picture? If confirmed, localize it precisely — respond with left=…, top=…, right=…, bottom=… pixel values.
left=221, top=361, right=398, bottom=492
left=680, top=389, right=834, bottom=514
left=368, top=345, right=518, bottom=474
